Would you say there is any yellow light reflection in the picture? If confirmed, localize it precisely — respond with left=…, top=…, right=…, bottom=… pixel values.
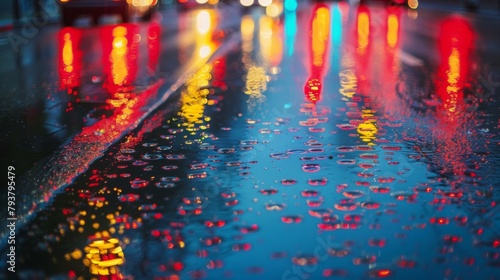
left=131, top=0, right=157, bottom=7
left=387, top=14, right=399, bottom=48
left=445, top=47, right=460, bottom=114
left=259, top=16, right=273, bottom=66
left=62, top=33, right=74, bottom=73
left=408, top=0, right=419, bottom=9
left=199, top=45, right=212, bottom=58
left=241, top=15, right=254, bottom=57
left=241, top=15, right=254, bottom=40
left=312, top=7, right=330, bottom=67
left=266, top=3, right=283, bottom=17
left=245, top=66, right=267, bottom=99
left=196, top=10, right=211, bottom=35
left=357, top=12, right=369, bottom=54
left=111, top=26, right=129, bottom=86
left=180, top=64, right=212, bottom=127
left=79, top=236, right=125, bottom=278
left=195, top=10, right=217, bottom=60
left=357, top=109, right=378, bottom=144
left=339, top=69, right=357, bottom=99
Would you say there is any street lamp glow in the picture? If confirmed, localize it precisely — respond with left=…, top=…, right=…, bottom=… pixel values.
left=199, top=45, right=212, bottom=58
left=240, top=0, right=254, bottom=7
left=387, top=14, right=399, bottom=48
left=408, top=0, right=419, bottom=9
left=266, top=3, right=283, bottom=17
left=196, top=11, right=211, bottom=34
left=197, top=0, right=208, bottom=4
left=258, top=0, right=272, bottom=7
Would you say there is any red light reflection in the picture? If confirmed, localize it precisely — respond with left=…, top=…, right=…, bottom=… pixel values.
left=433, top=16, right=475, bottom=179
left=304, top=5, right=330, bottom=103
left=436, top=16, right=474, bottom=122
left=212, top=57, right=227, bottom=90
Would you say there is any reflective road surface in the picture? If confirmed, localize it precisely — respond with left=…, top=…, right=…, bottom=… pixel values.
left=1, top=2, right=500, bottom=279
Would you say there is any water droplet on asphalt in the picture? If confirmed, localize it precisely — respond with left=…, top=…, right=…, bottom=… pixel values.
left=302, top=163, right=320, bottom=172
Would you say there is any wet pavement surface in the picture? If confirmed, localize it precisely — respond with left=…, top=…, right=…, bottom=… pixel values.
left=2, top=2, right=500, bottom=279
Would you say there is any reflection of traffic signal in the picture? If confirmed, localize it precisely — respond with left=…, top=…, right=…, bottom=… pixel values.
left=436, top=16, right=474, bottom=120
left=101, top=24, right=140, bottom=94
left=304, top=4, right=330, bottom=103
left=304, top=78, right=322, bottom=103
left=354, top=5, right=371, bottom=96
left=58, top=27, right=82, bottom=91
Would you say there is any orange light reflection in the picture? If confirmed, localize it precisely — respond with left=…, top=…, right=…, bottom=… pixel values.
left=304, top=5, right=330, bottom=103
left=101, top=24, right=139, bottom=95
left=58, top=27, right=82, bottom=91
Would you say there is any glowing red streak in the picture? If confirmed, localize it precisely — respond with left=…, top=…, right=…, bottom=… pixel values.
left=436, top=16, right=473, bottom=121
left=304, top=5, right=330, bottom=103
left=212, top=57, right=227, bottom=90
left=433, top=16, right=475, bottom=180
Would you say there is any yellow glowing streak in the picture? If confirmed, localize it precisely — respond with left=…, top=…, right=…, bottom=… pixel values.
left=245, top=66, right=267, bottom=98
left=196, top=10, right=211, bottom=35
left=357, top=110, right=378, bottom=144
left=110, top=27, right=128, bottom=86
left=197, top=0, right=208, bottom=3
left=241, top=15, right=255, bottom=62
left=259, top=16, right=273, bottom=65
left=242, top=16, right=255, bottom=39
left=195, top=10, right=215, bottom=59
left=387, top=14, right=398, bottom=48
left=62, top=33, right=74, bottom=73
left=447, top=48, right=460, bottom=87
left=312, top=7, right=330, bottom=67
left=445, top=47, right=460, bottom=113
left=357, top=12, right=369, bottom=54
left=180, top=64, right=212, bottom=126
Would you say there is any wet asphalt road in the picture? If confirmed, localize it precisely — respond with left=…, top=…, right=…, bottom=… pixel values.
left=1, top=2, right=500, bottom=279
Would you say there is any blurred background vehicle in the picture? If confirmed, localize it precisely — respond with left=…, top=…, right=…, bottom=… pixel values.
left=57, top=0, right=159, bottom=26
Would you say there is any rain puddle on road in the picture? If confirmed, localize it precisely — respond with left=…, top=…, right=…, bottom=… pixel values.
left=3, top=3, right=500, bottom=280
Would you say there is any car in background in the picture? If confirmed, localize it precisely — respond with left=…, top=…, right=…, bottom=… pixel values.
left=58, top=0, right=159, bottom=26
